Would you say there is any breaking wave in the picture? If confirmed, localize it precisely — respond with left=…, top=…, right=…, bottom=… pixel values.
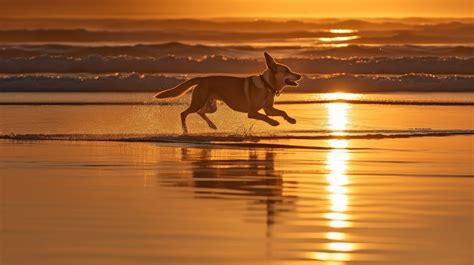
left=1, top=54, right=474, bottom=74
left=1, top=73, right=473, bottom=93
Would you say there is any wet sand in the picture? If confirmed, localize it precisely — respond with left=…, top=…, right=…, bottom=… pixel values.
left=1, top=93, right=473, bottom=264
left=1, top=135, right=473, bottom=265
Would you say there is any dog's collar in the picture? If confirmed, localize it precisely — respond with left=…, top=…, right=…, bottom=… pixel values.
left=259, top=74, right=280, bottom=96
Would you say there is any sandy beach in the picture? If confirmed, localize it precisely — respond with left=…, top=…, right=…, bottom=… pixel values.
left=1, top=135, right=472, bottom=265
left=1, top=93, right=473, bottom=264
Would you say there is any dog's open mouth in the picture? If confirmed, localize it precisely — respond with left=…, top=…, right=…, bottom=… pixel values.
left=285, top=78, right=299, bottom=86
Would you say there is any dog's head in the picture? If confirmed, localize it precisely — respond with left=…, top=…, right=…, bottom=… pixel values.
left=264, top=52, right=302, bottom=89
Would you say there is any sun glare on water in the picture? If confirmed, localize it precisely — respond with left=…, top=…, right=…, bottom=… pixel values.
left=323, top=92, right=360, bottom=101
left=312, top=95, right=356, bottom=262
left=328, top=29, right=357, bottom=34
left=323, top=92, right=360, bottom=132
left=318, top=93, right=358, bottom=132
left=313, top=138, right=355, bottom=262
left=318, top=29, right=359, bottom=44
left=318, top=36, right=359, bottom=42
left=327, top=103, right=350, bottom=131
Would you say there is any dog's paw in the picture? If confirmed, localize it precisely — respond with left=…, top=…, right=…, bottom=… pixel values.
left=268, top=119, right=280, bottom=126
left=208, top=123, right=217, bottom=130
left=286, top=117, right=296, bottom=124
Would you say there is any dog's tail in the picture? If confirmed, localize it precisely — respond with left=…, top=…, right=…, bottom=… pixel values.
left=154, top=77, right=201, bottom=99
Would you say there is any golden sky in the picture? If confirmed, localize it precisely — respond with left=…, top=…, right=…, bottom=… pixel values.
left=2, top=0, right=472, bottom=18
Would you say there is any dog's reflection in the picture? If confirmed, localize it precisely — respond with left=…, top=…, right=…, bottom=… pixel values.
left=180, top=148, right=296, bottom=236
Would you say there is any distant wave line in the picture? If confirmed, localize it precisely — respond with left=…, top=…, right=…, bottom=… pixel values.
left=0, top=100, right=473, bottom=106
left=2, top=42, right=474, bottom=58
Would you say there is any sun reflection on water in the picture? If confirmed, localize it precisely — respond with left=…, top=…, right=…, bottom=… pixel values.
left=323, top=92, right=361, bottom=101
left=327, top=103, right=350, bottom=132
left=318, top=36, right=359, bottom=42
left=328, top=29, right=358, bottom=34
left=314, top=99, right=353, bottom=263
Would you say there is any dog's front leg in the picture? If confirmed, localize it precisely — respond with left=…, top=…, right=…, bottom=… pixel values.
left=264, top=107, right=296, bottom=124
left=248, top=111, right=280, bottom=126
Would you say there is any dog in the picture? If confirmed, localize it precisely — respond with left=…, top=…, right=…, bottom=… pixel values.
left=154, top=52, right=302, bottom=133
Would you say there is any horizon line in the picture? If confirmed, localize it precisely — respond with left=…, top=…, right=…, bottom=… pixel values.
left=1, top=15, right=473, bottom=20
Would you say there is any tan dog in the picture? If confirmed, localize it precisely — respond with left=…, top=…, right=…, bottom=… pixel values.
left=155, top=52, right=302, bottom=133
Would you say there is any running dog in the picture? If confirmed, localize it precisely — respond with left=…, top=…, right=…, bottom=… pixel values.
left=155, top=52, right=302, bottom=133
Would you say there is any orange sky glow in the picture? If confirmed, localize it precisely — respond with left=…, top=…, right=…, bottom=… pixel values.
left=1, top=0, right=472, bottom=18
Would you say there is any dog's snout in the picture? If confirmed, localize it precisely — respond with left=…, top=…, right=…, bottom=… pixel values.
left=295, top=74, right=302, bottom=80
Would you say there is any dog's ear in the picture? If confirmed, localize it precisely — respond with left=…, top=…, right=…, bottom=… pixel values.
left=264, top=52, right=277, bottom=72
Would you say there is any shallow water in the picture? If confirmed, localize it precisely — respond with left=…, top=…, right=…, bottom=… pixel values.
left=1, top=93, right=473, bottom=136
left=1, top=92, right=474, bottom=104
left=1, top=92, right=473, bottom=265
left=1, top=136, right=473, bottom=265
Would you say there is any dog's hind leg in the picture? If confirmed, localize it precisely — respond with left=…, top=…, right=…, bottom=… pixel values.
left=197, top=112, right=217, bottom=130
left=197, top=99, right=218, bottom=130
left=180, top=86, right=209, bottom=134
